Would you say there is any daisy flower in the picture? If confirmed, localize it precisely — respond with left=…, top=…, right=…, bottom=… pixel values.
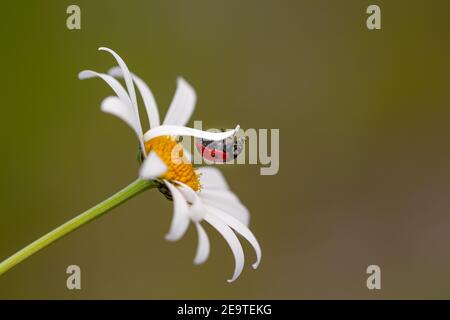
left=78, top=47, right=261, bottom=282
left=0, top=47, right=261, bottom=282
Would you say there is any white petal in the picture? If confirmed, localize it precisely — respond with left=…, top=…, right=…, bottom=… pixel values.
left=197, top=167, right=229, bottom=190
left=194, top=223, right=210, bottom=265
left=100, top=96, right=143, bottom=147
left=163, top=77, right=197, bottom=126
left=175, top=182, right=206, bottom=222
left=201, top=198, right=249, bottom=227
left=199, top=190, right=250, bottom=226
left=108, top=66, right=161, bottom=129
left=143, top=125, right=240, bottom=142
left=205, top=204, right=261, bottom=269
left=78, top=70, right=132, bottom=106
left=204, top=213, right=245, bottom=283
left=139, top=151, right=168, bottom=180
left=98, top=47, right=141, bottom=129
left=199, top=189, right=240, bottom=205
left=163, top=180, right=190, bottom=241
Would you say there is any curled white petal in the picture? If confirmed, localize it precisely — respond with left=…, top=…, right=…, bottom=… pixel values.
left=199, top=190, right=250, bottom=226
left=205, top=204, right=261, bottom=269
left=163, top=77, right=196, bottom=126
left=204, top=213, right=245, bottom=283
left=100, top=96, right=144, bottom=149
left=163, top=180, right=190, bottom=241
left=139, top=151, right=167, bottom=180
left=98, top=47, right=141, bottom=131
left=201, top=198, right=249, bottom=227
left=194, top=223, right=210, bottom=265
left=108, top=66, right=161, bottom=129
left=78, top=70, right=132, bottom=106
left=197, top=167, right=229, bottom=190
left=143, top=125, right=240, bottom=143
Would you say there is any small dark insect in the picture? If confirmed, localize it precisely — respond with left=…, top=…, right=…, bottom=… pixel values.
left=195, top=135, right=245, bottom=163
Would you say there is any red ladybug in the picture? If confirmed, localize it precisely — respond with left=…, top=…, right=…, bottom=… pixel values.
left=195, top=136, right=244, bottom=163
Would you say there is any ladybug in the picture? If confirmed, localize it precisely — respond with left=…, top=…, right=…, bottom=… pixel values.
left=195, top=135, right=244, bottom=163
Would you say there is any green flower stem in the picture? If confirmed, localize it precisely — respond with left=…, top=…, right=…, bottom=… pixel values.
left=0, top=178, right=157, bottom=277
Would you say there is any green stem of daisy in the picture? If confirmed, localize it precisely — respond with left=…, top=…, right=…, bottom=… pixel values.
left=0, top=178, right=157, bottom=277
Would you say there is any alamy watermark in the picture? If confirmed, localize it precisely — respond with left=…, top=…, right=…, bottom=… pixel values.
left=66, top=5, right=81, bottom=30
left=366, top=5, right=381, bottom=30
left=66, top=264, right=81, bottom=290
left=171, top=121, right=279, bottom=176
left=366, top=265, right=381, bottom=290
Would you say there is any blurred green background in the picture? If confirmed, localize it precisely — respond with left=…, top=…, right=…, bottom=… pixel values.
left=1, top=0, right=450, bottom=299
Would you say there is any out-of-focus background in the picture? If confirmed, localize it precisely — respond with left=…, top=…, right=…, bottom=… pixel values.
left=1, top=0, right=450, bottom=299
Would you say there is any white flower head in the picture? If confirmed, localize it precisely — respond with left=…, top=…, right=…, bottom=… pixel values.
left=79, top=47, right=261, bottom=282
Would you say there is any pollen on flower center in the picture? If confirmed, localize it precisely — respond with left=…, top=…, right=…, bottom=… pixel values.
left=145, top=136, right=201, bottom=191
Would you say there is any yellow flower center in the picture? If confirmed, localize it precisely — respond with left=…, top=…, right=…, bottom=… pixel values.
left=144, top=136, right=201, bottom=191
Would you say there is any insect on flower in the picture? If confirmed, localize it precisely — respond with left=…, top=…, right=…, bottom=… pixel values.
left=0, top=46, right=261, bottom=284
left=195, top=134, right=245, bottom=163
left=79, top=47, right=261, bottom=282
